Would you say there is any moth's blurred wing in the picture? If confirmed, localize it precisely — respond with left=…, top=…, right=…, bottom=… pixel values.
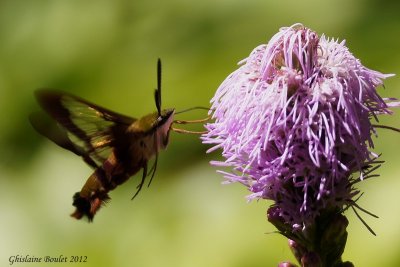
left=31, top=90, right=136, bottom=168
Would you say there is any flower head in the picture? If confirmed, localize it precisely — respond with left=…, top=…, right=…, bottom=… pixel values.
left=202, top=24, right=398, bottom=231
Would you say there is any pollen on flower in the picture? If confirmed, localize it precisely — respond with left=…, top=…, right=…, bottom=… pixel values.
left=202, top=23, right=399, bottom=231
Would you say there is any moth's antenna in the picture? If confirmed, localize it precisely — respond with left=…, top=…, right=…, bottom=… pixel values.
left=154, top=58, right=162, bottom=116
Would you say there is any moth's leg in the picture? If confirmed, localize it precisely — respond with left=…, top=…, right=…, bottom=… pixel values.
left=174, top=115, right=211, bottom=124
left=147, top=134, right=159, bottom=188
left=131, top=163, right=147, bottom=200
left=147, top=152, right=158, bottom=187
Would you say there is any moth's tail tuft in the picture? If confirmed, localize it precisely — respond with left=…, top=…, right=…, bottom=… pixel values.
left=71, top=192, right=110, bottom=222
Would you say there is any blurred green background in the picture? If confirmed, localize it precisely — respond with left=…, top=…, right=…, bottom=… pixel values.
left=1, top=0, right=399, bottom=266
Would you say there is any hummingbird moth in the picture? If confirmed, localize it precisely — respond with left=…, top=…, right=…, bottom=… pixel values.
left=30, top=59, right=208, bottom=221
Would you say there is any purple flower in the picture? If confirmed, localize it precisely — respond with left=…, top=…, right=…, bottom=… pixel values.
left=202, top=24, right=399, bottom=232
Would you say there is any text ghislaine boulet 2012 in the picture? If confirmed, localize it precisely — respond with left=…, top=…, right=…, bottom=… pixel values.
left=9, top=255, right=87, bottom=265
